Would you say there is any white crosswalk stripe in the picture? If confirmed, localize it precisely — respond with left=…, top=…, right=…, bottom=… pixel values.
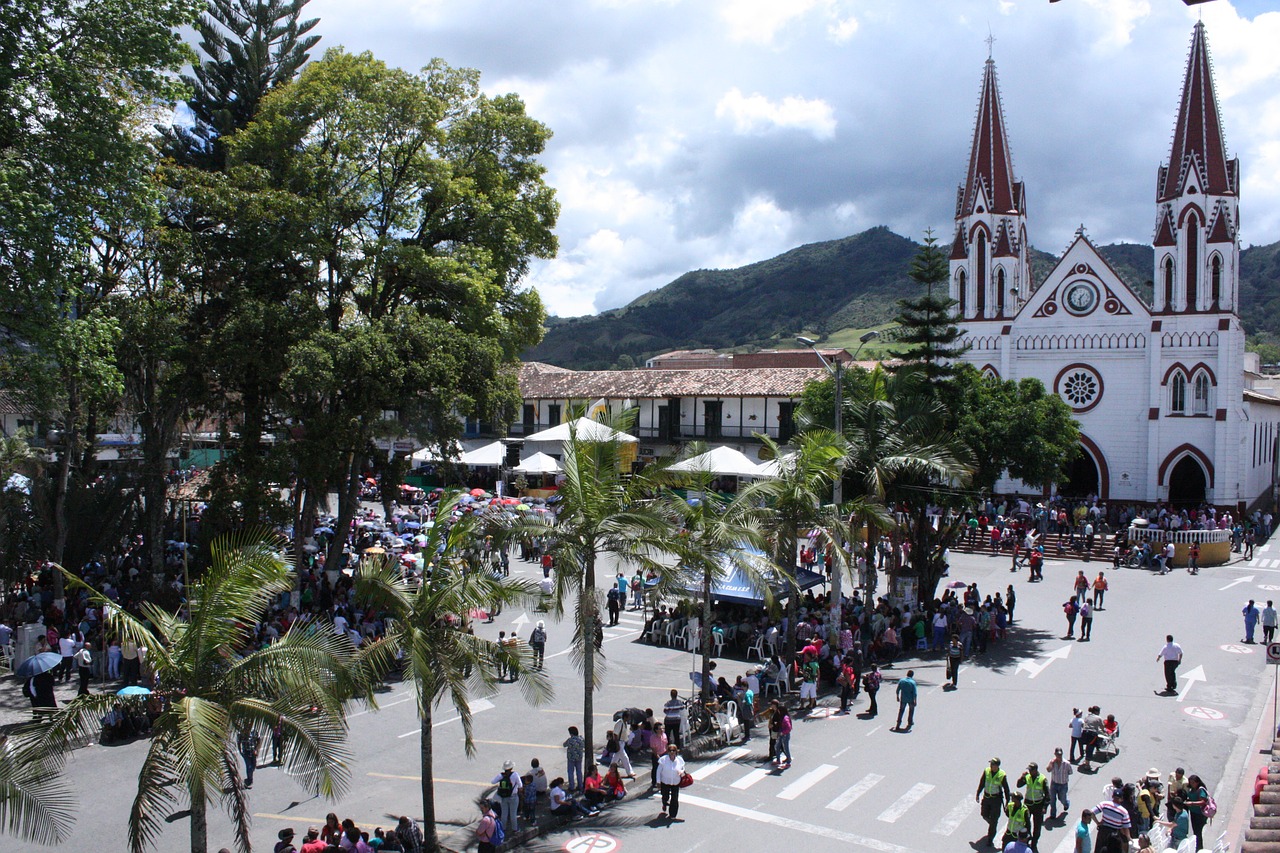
left=690, top=747, right=750, bottom=780
left=931, top=795, right=976, bottom=835
left=730, top=768, right=770, bottom=790
left=778, top=764, right=839, bottom=800
left=876, top=782, right=934, bottom=823
left=825, top=773, right=884, bottom=811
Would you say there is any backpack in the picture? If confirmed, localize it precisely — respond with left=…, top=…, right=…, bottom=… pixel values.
left=1203, top=793, right=1217, bottom=819
left=531, top=627, right=546, bottom=645
left=497, top=770, right=515, bottom=797
left=607, top=587, right=620, bottom=603
left=490, top=815, right=505, bottom=846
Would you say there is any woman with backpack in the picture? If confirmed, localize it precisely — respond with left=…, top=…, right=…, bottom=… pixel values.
left=1183, top=774, right=1213, bottom=851
left=490, top=760, right=522, bottom=832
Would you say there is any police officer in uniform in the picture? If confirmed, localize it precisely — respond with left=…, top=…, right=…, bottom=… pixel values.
left=1017, top=761, right=1050, bottom=850
left=1002, top=791, right=1030, bottom=849
left=975, top=757, right=1011, bottom=846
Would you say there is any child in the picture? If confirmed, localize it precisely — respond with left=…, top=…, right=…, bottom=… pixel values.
left=520, top=773, right=538, bottom=824
left=528, top=757, right=548, bottom=795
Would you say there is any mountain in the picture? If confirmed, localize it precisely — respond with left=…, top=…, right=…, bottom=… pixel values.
left=526, top=228, right=1280, bottom=369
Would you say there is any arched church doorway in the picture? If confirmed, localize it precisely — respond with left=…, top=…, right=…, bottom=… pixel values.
left=1168, top=455, right=1208, bottom=508
left=1057, top=447, right=1100, bottom=500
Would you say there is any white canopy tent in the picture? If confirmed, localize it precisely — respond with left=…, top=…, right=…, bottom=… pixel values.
left=459, top=441, right=506, bottom=467
left=522, top=417, right=637, bottom=444
left=668, top=446, right=767, bottom=478
left=512, top=452, right=561, bottom=475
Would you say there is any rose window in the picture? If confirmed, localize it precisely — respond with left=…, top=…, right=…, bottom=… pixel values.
left=1057, top=366, right=1103, bottom=412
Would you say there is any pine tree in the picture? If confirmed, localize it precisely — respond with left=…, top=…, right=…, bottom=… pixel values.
left=158, top=0, right=321, bottom=170
left=890, top=229, right=968, bottom=382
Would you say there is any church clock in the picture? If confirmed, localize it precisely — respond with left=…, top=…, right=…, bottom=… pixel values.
left=1063, top=280, right=1099, bottom=316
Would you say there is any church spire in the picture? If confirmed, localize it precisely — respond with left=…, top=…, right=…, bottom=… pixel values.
left=961, top=57, right=1022, bottom=217
left=1159, top=21, right=1236, bottom=202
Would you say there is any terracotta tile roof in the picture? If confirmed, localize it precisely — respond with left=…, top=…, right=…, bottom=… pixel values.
left=0, top=391, right=25, bottom=416
left=520, top=363, right=825, bottom=399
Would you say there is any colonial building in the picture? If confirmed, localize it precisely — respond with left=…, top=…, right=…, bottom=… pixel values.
left=949, top=23, right=1280, bottom=509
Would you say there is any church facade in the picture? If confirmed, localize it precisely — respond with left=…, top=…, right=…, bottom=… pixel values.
left=948, top=23, right=1280, bottom=510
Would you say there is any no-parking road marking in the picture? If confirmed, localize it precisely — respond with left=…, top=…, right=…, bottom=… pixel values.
left=1183, top=706, right=1225, bottom=721
left=1221, top=643, right=1255, bottom=654
left=564, top=833, right=620, bottom=853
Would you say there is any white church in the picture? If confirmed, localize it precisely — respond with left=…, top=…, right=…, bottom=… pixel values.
left=948, top=22, right=1280, bottom=511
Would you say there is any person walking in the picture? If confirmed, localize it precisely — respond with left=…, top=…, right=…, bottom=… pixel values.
left=976, top=757, right=1011, bottom=847
left=1092, top=790, right=1132, bottom=853
left=74, top=640, right=94, bottom=696
left=606, top=585, right=622, bottom=627
left=238, top=726, right=260, bottom=788
left=1187, top=541, right=1200, bottom=574
left=1048, top=748, right=1073, bottom=821
left=1156, top=635, right=1183, bottom=695
left=771, top=700, right=793, bottom=767
left=1265, top=601, right=1278, bottom=644
left=1017, top=761, right=1050, bottom=849
left=663, top=688, right=685, bottom=748
left=1244, top=599, right=1261, bottom=644
left=893, top=669, right=918, bottom=731
left=656, top=743, right=685, bottom=820
left=1092, top=573, right=1108, bottom=609
left=647, top=723, right=667, bottom=789
left=1068, top=709, right=1085, bottom=763
left=1074, top=571, right=1089, bottom=606
left=1002, top=792, right=1031, bottom=849
left=862, top=664, right=881, bottom=717
left=1079, top=599, right=1094, bottom=642
left=1063, top=598, right=1079, bottom=640
left=1074, top=811, right=1094, bottom=853
left=529, top=621, right=547, bottom=670
left=946, top=634, right=964, bottom=688
left=491, top=759, right=522, bottom=833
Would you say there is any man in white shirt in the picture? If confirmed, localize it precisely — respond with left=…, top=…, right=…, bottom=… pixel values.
left=656, top=743, right=686, bottom=820
left=1264, top=601, right=1278, bottom=645
left=1157, top=635, right=1183, bottom=694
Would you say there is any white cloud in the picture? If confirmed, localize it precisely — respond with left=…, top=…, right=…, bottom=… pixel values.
left=827, top=16, right=859, bottom=43
left=717, top=0, right=820, bottom=44
left=715, top=88, right=837, bottom=139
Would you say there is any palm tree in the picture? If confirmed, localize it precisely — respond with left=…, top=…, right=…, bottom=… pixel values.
left=512, top=418, right=671, bottom=762
left=355, top=491, right=551, bottom=853
left=7, top=529, right=361, bottom=853
left=738, top=429, right=847, bottom=660
left=841, top=366, right=972, bottom=603
left=655, top=457, right=771, bottom=702
left=0, top=731, right=74, bottom=844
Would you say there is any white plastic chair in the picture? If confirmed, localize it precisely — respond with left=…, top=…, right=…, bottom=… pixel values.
left=662, top=622, right=677, bottom=647
left=712, top=632, right=726, bottom=657
left=746, top=636, right=764, bottom=661
left=716, top=700, right=742, bottom=744
left=684, top=626, right=700, bottom=652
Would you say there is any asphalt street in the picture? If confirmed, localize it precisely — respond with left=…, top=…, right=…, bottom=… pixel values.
left=23, top=539, right=1280, bottom=853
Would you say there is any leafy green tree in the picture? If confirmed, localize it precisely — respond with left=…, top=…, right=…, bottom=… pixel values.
left=216, top=48, right=557, bottom=563
left=513, top=418, right=669, bottom=761
left=948, top=365, right=1080, bottom=492
left=739, top=430, right=846, bottom=658
left=159, top=0, right=321, bottom=170
left=357, top=492, right=550, bottom=853
left=9, top=531, right=360, bottom=853
left=889, top=230, right=968, bottom=383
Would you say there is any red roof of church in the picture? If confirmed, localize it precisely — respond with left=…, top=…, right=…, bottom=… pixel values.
left=992, top=220, right=1015, bottom=257
left=1160, top=22, right=1235, bottom=202
left=949, top=227, right=967, bottom=260
left=1153, top=206, right=1177, bottom=247
left=961, top=59, right=1022, bottom=216
left=1206, top=203, right=1234, bottom=244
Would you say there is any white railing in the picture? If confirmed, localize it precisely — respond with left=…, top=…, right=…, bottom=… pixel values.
left=1126, top=525, right=1232, bottom=544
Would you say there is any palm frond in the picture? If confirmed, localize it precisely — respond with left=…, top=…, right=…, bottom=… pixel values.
left=0, top=736, right=77, bottom=844
left=217, top=743, right=252, bottom=853
left=127, top=736, right=182, bottom=853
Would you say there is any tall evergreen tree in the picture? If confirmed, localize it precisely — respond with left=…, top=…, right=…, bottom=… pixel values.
left=159, top=0, right=321, bottom=170
left=889, top=229, right=968, bottom=383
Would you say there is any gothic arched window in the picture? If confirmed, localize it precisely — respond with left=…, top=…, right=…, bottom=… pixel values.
left=1210, top=254, right=1222, bottom=309
left=996, top=268, right=1006, bottom=317
left=1171, top=371, right=1187, bottom=414
left=976, top=232, right=988, bottom=318
left=957, top=270, right=967, bottom=317
left=1185, top=213, right=1199, bottom=310
left=1192, top=371, right=1211, bottom=415
left=1163, top=257, right=1175, bottom=311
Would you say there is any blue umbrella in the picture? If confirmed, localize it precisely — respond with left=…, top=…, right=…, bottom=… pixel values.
left=404, top=521, right=421, bottom=529
left=117, top=686, right=151, bottom=696
left=14, top=652, right=62, bottom=678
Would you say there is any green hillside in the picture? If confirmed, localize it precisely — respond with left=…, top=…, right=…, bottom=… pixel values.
left=526, top=228, right=1279, bottom=369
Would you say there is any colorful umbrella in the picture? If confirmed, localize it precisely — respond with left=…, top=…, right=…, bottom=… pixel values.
left=117, top=686, right=152, bottom=696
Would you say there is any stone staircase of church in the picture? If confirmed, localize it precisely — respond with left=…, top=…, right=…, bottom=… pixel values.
left=947, top=533, right=1119, bottom=565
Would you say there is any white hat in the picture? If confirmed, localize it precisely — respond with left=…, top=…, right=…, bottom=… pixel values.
left=537, top=620, right=545, bottom=629
left=503, top=760, right=514, bottom=770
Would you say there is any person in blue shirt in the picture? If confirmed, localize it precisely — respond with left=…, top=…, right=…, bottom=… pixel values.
left=893, top=670, right=918, bottom=731
left=1074, top=810, right=1093, bottom=853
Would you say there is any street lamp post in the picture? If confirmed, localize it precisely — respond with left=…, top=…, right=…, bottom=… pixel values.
left=797, top=330, right=878, bottom=638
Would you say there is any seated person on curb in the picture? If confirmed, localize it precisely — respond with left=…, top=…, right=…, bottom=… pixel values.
left=583, top=765, right=607, bottom=808
left=548, top=777, right=597, bottom=819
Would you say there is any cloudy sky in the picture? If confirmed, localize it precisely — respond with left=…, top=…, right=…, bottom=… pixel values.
left=308, top=0, right=1280, bottom=318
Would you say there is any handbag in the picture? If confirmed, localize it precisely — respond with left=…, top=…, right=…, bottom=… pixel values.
left=678, top=771, right=694, bottom=788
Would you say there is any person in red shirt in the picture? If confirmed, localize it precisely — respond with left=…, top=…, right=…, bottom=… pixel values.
left=299, top=827, right=326, bottom=853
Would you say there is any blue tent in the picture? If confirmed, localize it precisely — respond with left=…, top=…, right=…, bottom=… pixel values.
left=688, top=546, right=826, bottom=606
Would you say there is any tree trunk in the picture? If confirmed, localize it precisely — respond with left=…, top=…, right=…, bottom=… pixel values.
left=326, top=449, right=362, bottom=575
left=420, top=705, right=438, bottom=852
left=583, top=552, right=597, bottom=762
left=189, top=789, right=208, bottom=853
left=700, top=566, right=713, bottom=700
left=50, top=381, right=79, bottom=606
left=781, top=520, right=798, bottom=663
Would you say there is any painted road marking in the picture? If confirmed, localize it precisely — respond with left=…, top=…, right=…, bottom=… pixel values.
left=1184, top=706, right=1226, bottom=720
left=730, top=768, right=770, bottom=790
left=563, top=833, right=620, bottom=853
left=778, top=764, right=838, bottom=800
left=932, top=795, right=977, bottom=835
left=348, top=694, right=414, bottom=718
left=825, top=773, right=884, bottom=811
left=681, top=793, right=922, bottom=853
left=365, top=772, right=487, bottom=786
left=690, top=747, right=751, bottom=780
left=877, top=783, right=935, bottom=823
left=397, top=698, right=494, bottom=737
left=1221, top=644, right=1254, bottom=653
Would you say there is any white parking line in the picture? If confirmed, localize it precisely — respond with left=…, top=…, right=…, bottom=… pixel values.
left=396, top=698, right=493, bottom=737
left=690, top=747, right=750, bottom=780
left=931, top=795, right=976, bottom=835
left=682, top=794, right=923, bottom=853
left=778, top=764, right=838, bottom=800
left=877, top=782, right=934, bottom=823
left=349, top=695, right=414, bottom=718
left=730, top=768, right=770, bottom=790
left=825, top=773, right=884, bottom=811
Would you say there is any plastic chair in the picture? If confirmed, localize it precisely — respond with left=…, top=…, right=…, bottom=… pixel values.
left=712, top=632, right=726, bottom=658
left=662, top=623, right=677, bottom=647
left=916, top=636, right=929, bottom=650
left=746, top=636, right=764, bottom=661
